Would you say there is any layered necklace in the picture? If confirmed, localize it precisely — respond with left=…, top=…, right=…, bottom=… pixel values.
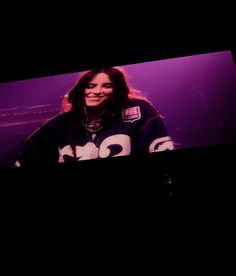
left=83, top=104, right=105, bottom=142
left=84, top=119, right=103, bottom=142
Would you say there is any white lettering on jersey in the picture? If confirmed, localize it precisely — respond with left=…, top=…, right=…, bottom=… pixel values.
left=76, top=142, right=99, bottom=160
left=59, top=134, right=131, bottom=162
left=59, top=145, right=74, bottom=162
left=99, top=134, right=131, bottom=158
left=59, top=142, right=99, bottom=161
left=149, top=136, right=174, bottom=152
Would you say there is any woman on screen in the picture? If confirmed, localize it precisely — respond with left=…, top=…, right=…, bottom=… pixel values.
left=15, top=67, right=174, bottom=167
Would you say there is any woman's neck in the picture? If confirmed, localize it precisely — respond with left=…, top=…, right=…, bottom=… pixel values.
left=85, top=106, right=105, bottom=122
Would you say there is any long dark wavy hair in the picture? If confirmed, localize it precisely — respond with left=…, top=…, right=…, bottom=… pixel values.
left=65, top=67, right=146, bottom=118
left=61, top=67, right=147, bottom=158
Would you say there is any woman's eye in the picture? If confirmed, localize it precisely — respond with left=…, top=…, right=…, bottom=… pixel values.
left=86, top=84, right=96, bottom=89
left=103, top=83, right=113, bottom=88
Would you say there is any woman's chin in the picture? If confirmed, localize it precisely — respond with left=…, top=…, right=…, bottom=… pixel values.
left=86, top=99, right=110, bottom=109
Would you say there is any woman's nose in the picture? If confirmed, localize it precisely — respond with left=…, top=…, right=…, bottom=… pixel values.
left=93, top=91, right=102, bottom=95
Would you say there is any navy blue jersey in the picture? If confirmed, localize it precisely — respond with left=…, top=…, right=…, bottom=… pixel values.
left=15, top=99, right=174, bottom=167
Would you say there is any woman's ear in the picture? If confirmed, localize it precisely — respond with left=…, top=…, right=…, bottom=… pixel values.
left=61, top=94, right=72, bottom=112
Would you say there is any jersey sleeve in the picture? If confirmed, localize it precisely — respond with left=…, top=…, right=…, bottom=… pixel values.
left=133, top=101, right=174, bottom=153
left=15, top=121, right=59, bottom=168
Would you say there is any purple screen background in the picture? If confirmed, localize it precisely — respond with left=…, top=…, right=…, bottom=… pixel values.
left=0, top=50, right=236, bottom=167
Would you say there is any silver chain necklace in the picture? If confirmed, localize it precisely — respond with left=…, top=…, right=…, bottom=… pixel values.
left=83, top=120, right=103, bottom=159
left=85, top=119, right=102, bottom=133
left=83, top=119, right=103, bottom=142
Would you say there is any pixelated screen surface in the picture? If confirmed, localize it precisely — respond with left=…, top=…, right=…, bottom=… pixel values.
left=0, top=50, right=235, bottom=167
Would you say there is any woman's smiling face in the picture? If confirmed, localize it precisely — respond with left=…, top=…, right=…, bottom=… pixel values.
left=84, top=73, right=114, bottom=107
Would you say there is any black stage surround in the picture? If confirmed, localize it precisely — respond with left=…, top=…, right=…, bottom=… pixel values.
left=0, top=34, right=236, bottom=241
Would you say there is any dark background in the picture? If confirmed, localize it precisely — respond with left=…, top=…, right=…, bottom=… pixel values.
left=1, top=15, right=236, bottom=243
